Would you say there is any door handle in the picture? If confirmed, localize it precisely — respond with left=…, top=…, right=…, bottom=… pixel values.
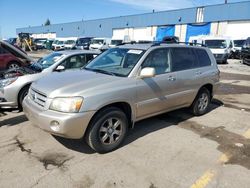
left=168, top=76, right=176, bottom=81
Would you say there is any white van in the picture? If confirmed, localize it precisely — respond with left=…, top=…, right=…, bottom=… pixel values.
left=64, top=37, right=77, bottom=50
left=189, top=35, right=233, bottom=64
left=89, top=38, right=111, bottom=50
left=53, top=38, right=67, bottom=51
left=109, top=38, right=123, bottom=48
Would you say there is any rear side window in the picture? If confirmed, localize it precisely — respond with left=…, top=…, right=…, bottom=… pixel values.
left=195, top=49, right=211, bottom=67
left=171, top=48, right=198, bottom=72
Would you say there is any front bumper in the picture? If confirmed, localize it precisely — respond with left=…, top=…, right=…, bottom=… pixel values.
left=214, top=53, right=229, bottom=63
left=23, top=97, right=96, bottom=139
left=0, top=88, right=18, bottom=108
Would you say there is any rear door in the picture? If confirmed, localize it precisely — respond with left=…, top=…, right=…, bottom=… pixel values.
left=169, top=47, right=201, bottom=106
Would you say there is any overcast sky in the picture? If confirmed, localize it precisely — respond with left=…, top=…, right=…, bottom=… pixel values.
left=0, top=0, right=247, bottom=38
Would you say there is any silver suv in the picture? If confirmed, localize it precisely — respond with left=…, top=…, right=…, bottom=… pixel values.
left=23, top=43, right=220, bottom=153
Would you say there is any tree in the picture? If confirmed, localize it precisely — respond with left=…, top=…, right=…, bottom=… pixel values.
left=44, top=19, right=51, bottom=26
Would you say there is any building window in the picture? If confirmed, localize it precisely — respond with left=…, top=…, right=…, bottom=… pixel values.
left=196, top=7, right=204, bottom=23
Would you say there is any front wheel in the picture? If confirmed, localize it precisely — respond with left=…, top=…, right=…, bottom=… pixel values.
left=191, top=88, right=211, bottom=116
left=8, top=62, right=20, bottom=69
left=18, top=86, right=30, bottom=110
left=85, top=107, right=128, bottom=153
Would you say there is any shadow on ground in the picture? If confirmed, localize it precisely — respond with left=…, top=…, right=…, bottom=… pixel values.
left=0, top=114, right=28, bottom=127
left=54, top=99, right=223, bottom=154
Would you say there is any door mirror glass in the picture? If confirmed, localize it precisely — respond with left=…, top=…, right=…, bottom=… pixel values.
left=55, top=65, right=65, bottom=71
left=140, top=67, right=156, bottom=78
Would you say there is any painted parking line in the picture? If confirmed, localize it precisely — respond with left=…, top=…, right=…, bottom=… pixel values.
left=191, top=170, right=216, bottom=188
left=190, top=128, right=250, bottom=188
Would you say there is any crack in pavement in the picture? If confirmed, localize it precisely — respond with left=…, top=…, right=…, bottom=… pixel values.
left=1, top=133, right=74, bottom=171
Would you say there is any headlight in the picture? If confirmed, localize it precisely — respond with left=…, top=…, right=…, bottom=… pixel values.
left=49, top=97, right=83, bottom=113
left=0, top=77, right=18, bottom=88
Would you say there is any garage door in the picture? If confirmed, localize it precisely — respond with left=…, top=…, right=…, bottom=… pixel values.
left=112, top=29, right=126, bottom=39
left=226, top=22, right=250, bottom=39
left=185, top=23, right=211, bottom=42
left=133, top=27, right=151, bottom=41
left=156, top=26, right=175, bottom=41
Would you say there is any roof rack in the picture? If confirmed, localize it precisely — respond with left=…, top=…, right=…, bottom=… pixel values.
left=117, top=41, right=207, bottom=47
left=151, top=41, right=206, bottom=47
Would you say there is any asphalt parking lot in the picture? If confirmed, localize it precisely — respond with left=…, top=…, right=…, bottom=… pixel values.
left=0, top=59, right=250, bottom=188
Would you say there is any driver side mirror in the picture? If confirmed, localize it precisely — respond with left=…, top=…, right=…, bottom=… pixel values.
left=55, top=65, right=65, bottom=72
left=139, top=67, right=156, bottom=79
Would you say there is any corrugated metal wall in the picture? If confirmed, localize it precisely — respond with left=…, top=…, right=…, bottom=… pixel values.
left=16, top=1, right=250, bottom=38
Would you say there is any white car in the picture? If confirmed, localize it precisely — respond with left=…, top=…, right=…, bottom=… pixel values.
left=89, top=38, right=111, bottom=50
left=64, top=38, right=77, bottom=50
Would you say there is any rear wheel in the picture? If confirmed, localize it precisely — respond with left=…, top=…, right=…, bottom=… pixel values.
left=85, top=107, right=128, bottom=153
left=191, top=88, right=211, bottom=116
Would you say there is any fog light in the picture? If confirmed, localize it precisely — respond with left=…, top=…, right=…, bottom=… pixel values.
left=50, top=121, right=60, bottom=132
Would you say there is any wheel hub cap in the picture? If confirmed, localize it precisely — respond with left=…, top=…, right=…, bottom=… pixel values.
left=99, top=118, right=123, bottom=145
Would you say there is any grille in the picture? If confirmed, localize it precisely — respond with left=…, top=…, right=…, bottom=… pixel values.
left=214, top=54, right=223, bottom=58
left=29, top=88, right=47, bottom=107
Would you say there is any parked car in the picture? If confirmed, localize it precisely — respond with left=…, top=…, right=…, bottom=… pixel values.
left=241, top=37, right=250, bottom=65
left=51, top=39, right=59, bottom=50
left=231, top=39, right=246, bottom=59
left=54, top=39, right=67, bottom=51
left=89, top=38, right=111, bottom=50
left=109, top=39, right=123, bottom=48
left=75, top=37, right=93, bottom=50
left=204, top=37, right=234, bottom=64
left=6, top=38, right=17, bottom=45
left=23, top=43, right=220, bottom=153
left=0, top=50, right=100, bottom=109
left=0, top=40, right=31, bottom=71
left=33, top=38, right=47, bottom=50
left=189, top=35, right=233, bottom=64
left=64, top=38, right=77, bottom=50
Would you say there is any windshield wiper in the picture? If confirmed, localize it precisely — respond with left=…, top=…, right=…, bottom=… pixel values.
left=84, top=67, right=116, bottom=76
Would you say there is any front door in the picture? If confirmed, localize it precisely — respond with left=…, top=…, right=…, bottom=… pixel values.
left=136, top=47, right=178, bottom=119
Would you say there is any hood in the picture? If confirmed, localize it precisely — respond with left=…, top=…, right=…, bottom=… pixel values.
left=32, top=70, right=123, bottom=98
left=210, top=48, right=228, bottom=54
left=0, top=40, right=34, bottom=62
left=90, top=43, right=103, bottom=48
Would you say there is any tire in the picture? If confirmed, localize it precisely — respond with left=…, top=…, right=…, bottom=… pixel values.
left=85, top=107, right=128, bottom=153
left=8, top=61, right=20, bottom=69
left=191, top=88, right=211, bottom=116
left=18, top=86, right=30, bottom=110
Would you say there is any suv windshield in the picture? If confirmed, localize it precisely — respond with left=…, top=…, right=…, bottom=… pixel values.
left=31, top=52, right=64, bottom=71
left=111, top=40, right=123, bottom=45
left=65, top=40, right=75, bottom=44
left=91, top=39, right=104, bottom=44
left=57, top=41, right=65, bottom=45
left=205, top=40, right=227, bottom=49
left=234, top=40, right=245, bottom=47
left=85, top=48, right=145, bottom=77
left=76, top=38, right=91, bottom=45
